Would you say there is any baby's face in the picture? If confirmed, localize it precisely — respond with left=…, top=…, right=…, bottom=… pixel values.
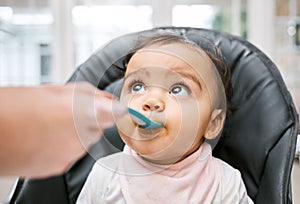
left=117, top=44, right=214, bottom=164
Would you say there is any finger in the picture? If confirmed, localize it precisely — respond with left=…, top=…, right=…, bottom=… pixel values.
left=95, top=90, right=116, bottom=99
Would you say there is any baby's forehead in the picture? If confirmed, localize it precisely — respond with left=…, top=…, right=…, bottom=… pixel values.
left=138, top=42, right=210, bottom=62
left=128, top=43, right=214, bottom=77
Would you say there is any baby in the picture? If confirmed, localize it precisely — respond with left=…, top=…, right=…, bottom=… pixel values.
left=77, top=33, right=253, bottom=203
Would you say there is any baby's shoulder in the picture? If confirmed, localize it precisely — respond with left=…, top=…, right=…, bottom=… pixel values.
left=212, top=158, right=253, bottom=203
left=214, top=158, right=241, bottom=176
left=92, top=152, right=123, bottom=174
left=97, top=152, right=123, bottom=163
left=212, top=157, right=244, bottom=187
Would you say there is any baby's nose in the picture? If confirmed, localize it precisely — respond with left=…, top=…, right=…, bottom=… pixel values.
left=142, top=99, right=165, bottom=112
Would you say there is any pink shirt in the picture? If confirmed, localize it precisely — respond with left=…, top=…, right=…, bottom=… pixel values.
left=77, top=143, right=253, bottom=204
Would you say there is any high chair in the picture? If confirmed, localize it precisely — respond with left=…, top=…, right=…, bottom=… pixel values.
left=9, top=27, right=299, bottom=204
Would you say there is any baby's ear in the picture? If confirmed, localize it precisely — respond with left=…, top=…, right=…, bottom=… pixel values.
left=204, top=109, right=226, bottom=140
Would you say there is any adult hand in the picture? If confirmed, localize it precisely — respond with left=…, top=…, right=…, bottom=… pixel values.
left=0, top=82, right=126, bottom=178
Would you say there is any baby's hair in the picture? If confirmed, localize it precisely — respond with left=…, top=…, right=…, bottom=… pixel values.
left=114, top=32, right=233, bottom=108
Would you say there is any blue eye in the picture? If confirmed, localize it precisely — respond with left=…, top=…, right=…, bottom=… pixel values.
left=169, top=84, right=189, bottom=96
left=131, top=82, right=146, bottom=93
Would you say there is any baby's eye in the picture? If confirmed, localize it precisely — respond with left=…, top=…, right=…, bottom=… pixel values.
left=131, top=82, right=146, bottom=94
left=169, top=85, right=189, bottom=96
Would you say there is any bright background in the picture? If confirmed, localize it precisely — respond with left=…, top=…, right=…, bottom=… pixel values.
left=0, top=0, right=300, bottom=203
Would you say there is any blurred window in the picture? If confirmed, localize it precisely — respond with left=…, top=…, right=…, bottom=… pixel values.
left=72, top=5, right=152, bottom=66
left=0, top=6, right=52, bottom=85
left=172, top=4, right=232, bottom=33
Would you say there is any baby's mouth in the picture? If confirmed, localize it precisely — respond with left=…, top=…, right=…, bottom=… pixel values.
left=137, top=124, right=165, bottom=140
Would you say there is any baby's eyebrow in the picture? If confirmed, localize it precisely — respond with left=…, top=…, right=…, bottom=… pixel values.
left=123, top=68, right=150, bottom=81
left=172, top=68, right=202, bottom=90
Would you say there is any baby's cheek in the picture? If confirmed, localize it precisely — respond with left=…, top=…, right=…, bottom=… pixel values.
left=180, top=101, right=201, bottom=130
left=166, top=103, right=182, bottom=126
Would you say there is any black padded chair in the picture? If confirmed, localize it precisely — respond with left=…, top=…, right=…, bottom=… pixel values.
left=9, top=27, right=299, bottom=204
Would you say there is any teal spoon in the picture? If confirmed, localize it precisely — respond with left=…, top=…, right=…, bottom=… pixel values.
left=128, top=108, right=163, bottom=130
